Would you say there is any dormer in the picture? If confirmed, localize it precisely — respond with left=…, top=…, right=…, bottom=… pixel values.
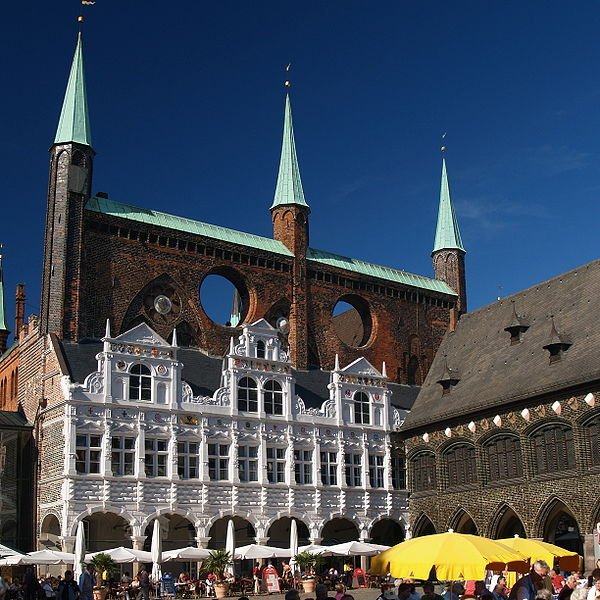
left=331, top=356, right=390, bottom=428
left=100, top=321, right=181, bottom=406
left=543, top=316, right=571, bottom=364
left=233, top=319, right=287, bottom=362
left=504, top=302, right=529, bottom=345
left=437, top=357, right=460, bottom=395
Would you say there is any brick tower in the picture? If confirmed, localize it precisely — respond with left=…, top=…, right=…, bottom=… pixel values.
left=270, top=90, right=310, bottom=368
left=432, top=156, right=467, bottom=315
left=40, top=33, right=94, bottom=339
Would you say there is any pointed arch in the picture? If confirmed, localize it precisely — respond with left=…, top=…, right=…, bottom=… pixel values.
left=535, top=496, right=583, bottom=554
left=412, top=512, right=436, bottom=538
left=448, top=507, right=479, bottom=535
left=488, top=503, right=526, bottom=539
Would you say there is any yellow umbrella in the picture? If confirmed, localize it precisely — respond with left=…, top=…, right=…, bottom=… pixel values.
left=371, top=531, right=529, bottom=581
left=497, top=536, right=581, bottom=571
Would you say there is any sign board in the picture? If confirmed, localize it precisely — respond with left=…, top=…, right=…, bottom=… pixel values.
left=263, top=566, right=280, bottom=593
left=352, top=568, right=367, bottom=588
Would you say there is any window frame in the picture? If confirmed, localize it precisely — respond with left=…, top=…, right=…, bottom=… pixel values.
left=444, top=443, right=477, bottom=487
left=345, top=452, right=363, bottom=487
left=531, top=424, right=575, bottom=475
left=208, top=443, right=229, bottom=481
left=410, top=451, right=437, bottom=492
left=144, top=437, right=169, bottom=477
left=129, top=363, right=152, bottom=402
left=294, top=448, right=313, bottom=485
left=177, top=440, right=199, bottom=479
left=111, top=435, right=136, bottom=476
left=264, top=380, right=284, bottom=416
left=238, top=377, right=258, bottom=413
left=485, top=435, right=523, bottom=482
left=76, top=433, right=102, bottom=474
left=368, top=453, right=385, bottom=488
left=267, top=446, right=286, bottom=483
left=238, top=444, right=259, bottom=482
left=320, top=450, right=338, bottom=485
left=354, top=391, right=370, bottom=424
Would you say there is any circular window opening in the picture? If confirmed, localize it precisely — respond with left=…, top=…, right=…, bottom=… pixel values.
left=332, top=294, right=372, bottom=347
left=200, top=273, right=248, bottom=327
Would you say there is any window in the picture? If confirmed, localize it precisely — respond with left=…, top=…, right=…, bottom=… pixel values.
left=585, top=416, right=600, bottom=466
left=294, top=449, right=313, bottom=484
left=264, top=380, right=283, bottom=415
left=354, top=392, right=370, bottom=424
left=267, top=447, right=286, bottom=483
left=320, top=451, right=338, bottom=485
left=238, top=445, right=259, bottom=482
left=130, top=364, right=152, bottom=401
left=411, top=452, right=436, bottom=492
left=256, top=340, right=265, bottom=358
left=144, top=438, right=169, bottom=477
left=111, top=436, right=135, bottom=476
left=345, top=452, right=362, bottom=487
left=238, top=377, right=258, bottom=412
left=445, top=444, right=477, bottom=486
left=76, top=434, right=102, bottom=474
left=177, top=441, right=199, bottom=479
left=391, top=453, right=406, bottom=490
left=369, top=454, right=385, bottom=488
left=208, top=443, right=229, bottom=481
left=486, top=436, right=523, bottom=481
left=531, top=425, right=575, bottom=475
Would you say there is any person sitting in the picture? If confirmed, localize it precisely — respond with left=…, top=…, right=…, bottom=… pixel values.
left=421, top=582, right=443, bottom=600
left=558, top=575, right=579, bottom=600
left=493, top=576, right=509, bottom=600
left=334, top=585, right=346, bottom=600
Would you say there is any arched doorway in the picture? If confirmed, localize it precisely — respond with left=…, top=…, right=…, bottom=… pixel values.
left=370, top=519, right=405, bottom=546
left=267, top=517, right=310, bottom=548
left=451, top=510, right=478, bottom=535
left=542, top=501, right=583, bottom=555
left=321, top=518, right=359, bottom=545
left=39, top=514, right=61, bottom=550
left=144, top=514, right=196, bottom=552
left=83, top=513, right=131, bottom=552
left=412, top=514, right=436, bottom=538
left=492, top=506, right=526, bottom=539
left=208, top=516, right=255, bottom=549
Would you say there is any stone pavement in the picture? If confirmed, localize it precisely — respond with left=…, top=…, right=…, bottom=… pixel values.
left=238, top=588, right=383, bottom=600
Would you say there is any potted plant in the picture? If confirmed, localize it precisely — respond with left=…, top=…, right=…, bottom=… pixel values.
left=201, top=548, right=233, bottom=599
left=293, top=550, right=320, bottom=594
left=89, top=553, right=117, bottom=600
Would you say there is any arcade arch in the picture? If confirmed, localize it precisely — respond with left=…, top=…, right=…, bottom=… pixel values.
left=208, top=516, right=255, bottom=549
left=321, top=518, right=359, bottom=545
left=267, top=517, right=310, bottom=548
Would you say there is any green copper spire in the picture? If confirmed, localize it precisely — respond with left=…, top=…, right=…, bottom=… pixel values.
left=54, top=33, right=92, bottom=146
left=270, top=94, right=309, bottom=211
left=0, top=252, right=8, bottom=332
left=433, top=158, right=465, bottom=253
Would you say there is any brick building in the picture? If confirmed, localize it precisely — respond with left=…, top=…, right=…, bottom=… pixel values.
left=0, top=33, right=467, bottom=551
left=399, top=260, right=600, bottom=570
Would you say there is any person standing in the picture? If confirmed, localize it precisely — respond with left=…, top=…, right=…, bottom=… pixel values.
left=508, top=561, right=550, bottom=600
left=56, top=572, right=80, bottom=600
left=78, top=565, right=95, bottom=600
left=137, top=569, right=150, bottom=600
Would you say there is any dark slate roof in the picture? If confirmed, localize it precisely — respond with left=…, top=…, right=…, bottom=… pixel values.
left=0, top=410, right=31, bottom=429
left=402, top=259, right=600, bottom=432
left=58, top=340, right=418, bottom=410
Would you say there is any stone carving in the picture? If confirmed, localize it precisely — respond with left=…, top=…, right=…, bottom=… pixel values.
left=181, top=381, right=194, bottom=403
left=85, top=372, right=104, bottom=394
left=196, top=388, right=229, bottom=407
left=392, top=408, right=404, bottom=428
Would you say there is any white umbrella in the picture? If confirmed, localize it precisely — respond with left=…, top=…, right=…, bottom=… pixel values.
left=298, top=544, right=332, bottom=556
left=289, top=520, right=299, bottom=574
left=2, top=549, right=75, bottom=565
left=226, top=519, right=236, bottom=576
left=163, top=547, right=211, bottom=561
left=74, top=522, right=86, bottom=582
left=151, top=520, right=162, bottom=584
left=85, top=547, right=153, bottom=564
left=325, top=541, right=381, bottom=556
left=234, top=544, right=292, bottom=560
left=0, top=543, right=23, bottom=559
left=369, top=544, right=391, bottom=552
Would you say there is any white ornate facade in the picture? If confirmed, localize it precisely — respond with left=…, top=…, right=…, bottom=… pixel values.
left=39, top=320, right=408, bottom=553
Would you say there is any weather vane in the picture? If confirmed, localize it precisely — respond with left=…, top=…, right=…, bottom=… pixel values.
left=284, top=63, right=292, bottom=89
left=78, top=0, right=96, bottom=29
left=441, top=132, right=447, bottom=153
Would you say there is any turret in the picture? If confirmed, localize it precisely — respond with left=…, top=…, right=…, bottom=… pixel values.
left=432, top=157, right=467, bottom=314
left=40, top=33, right=94, bottom=339
left=0, top=252, right=10, bottom=354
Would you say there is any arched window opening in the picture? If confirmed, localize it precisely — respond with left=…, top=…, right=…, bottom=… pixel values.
left=486, top=435, right=523, bottom=481
left=584, top=414, right=600, bottom=466
left=238, top=377, right=258, bottom=412
left=531, top=424, right=575, bottom=475
left=256, top=340, right=266, bottom=359
left=264, top=380, right=283, bottom=415
left=129, top=364, right=152, bottom=401
left=354, top=391, right=370, bottom=424
left=445, top=444, right=477, bottom=487
left=411, top=452, right=436, bottom=492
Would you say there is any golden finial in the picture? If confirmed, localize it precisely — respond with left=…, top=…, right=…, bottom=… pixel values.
left=441, top=132, right=447, bottom=153
left=284, top=63, right=292, bottom=88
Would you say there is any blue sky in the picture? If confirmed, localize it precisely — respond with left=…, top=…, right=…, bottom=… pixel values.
left=2, top=1, right=600, bottom=334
